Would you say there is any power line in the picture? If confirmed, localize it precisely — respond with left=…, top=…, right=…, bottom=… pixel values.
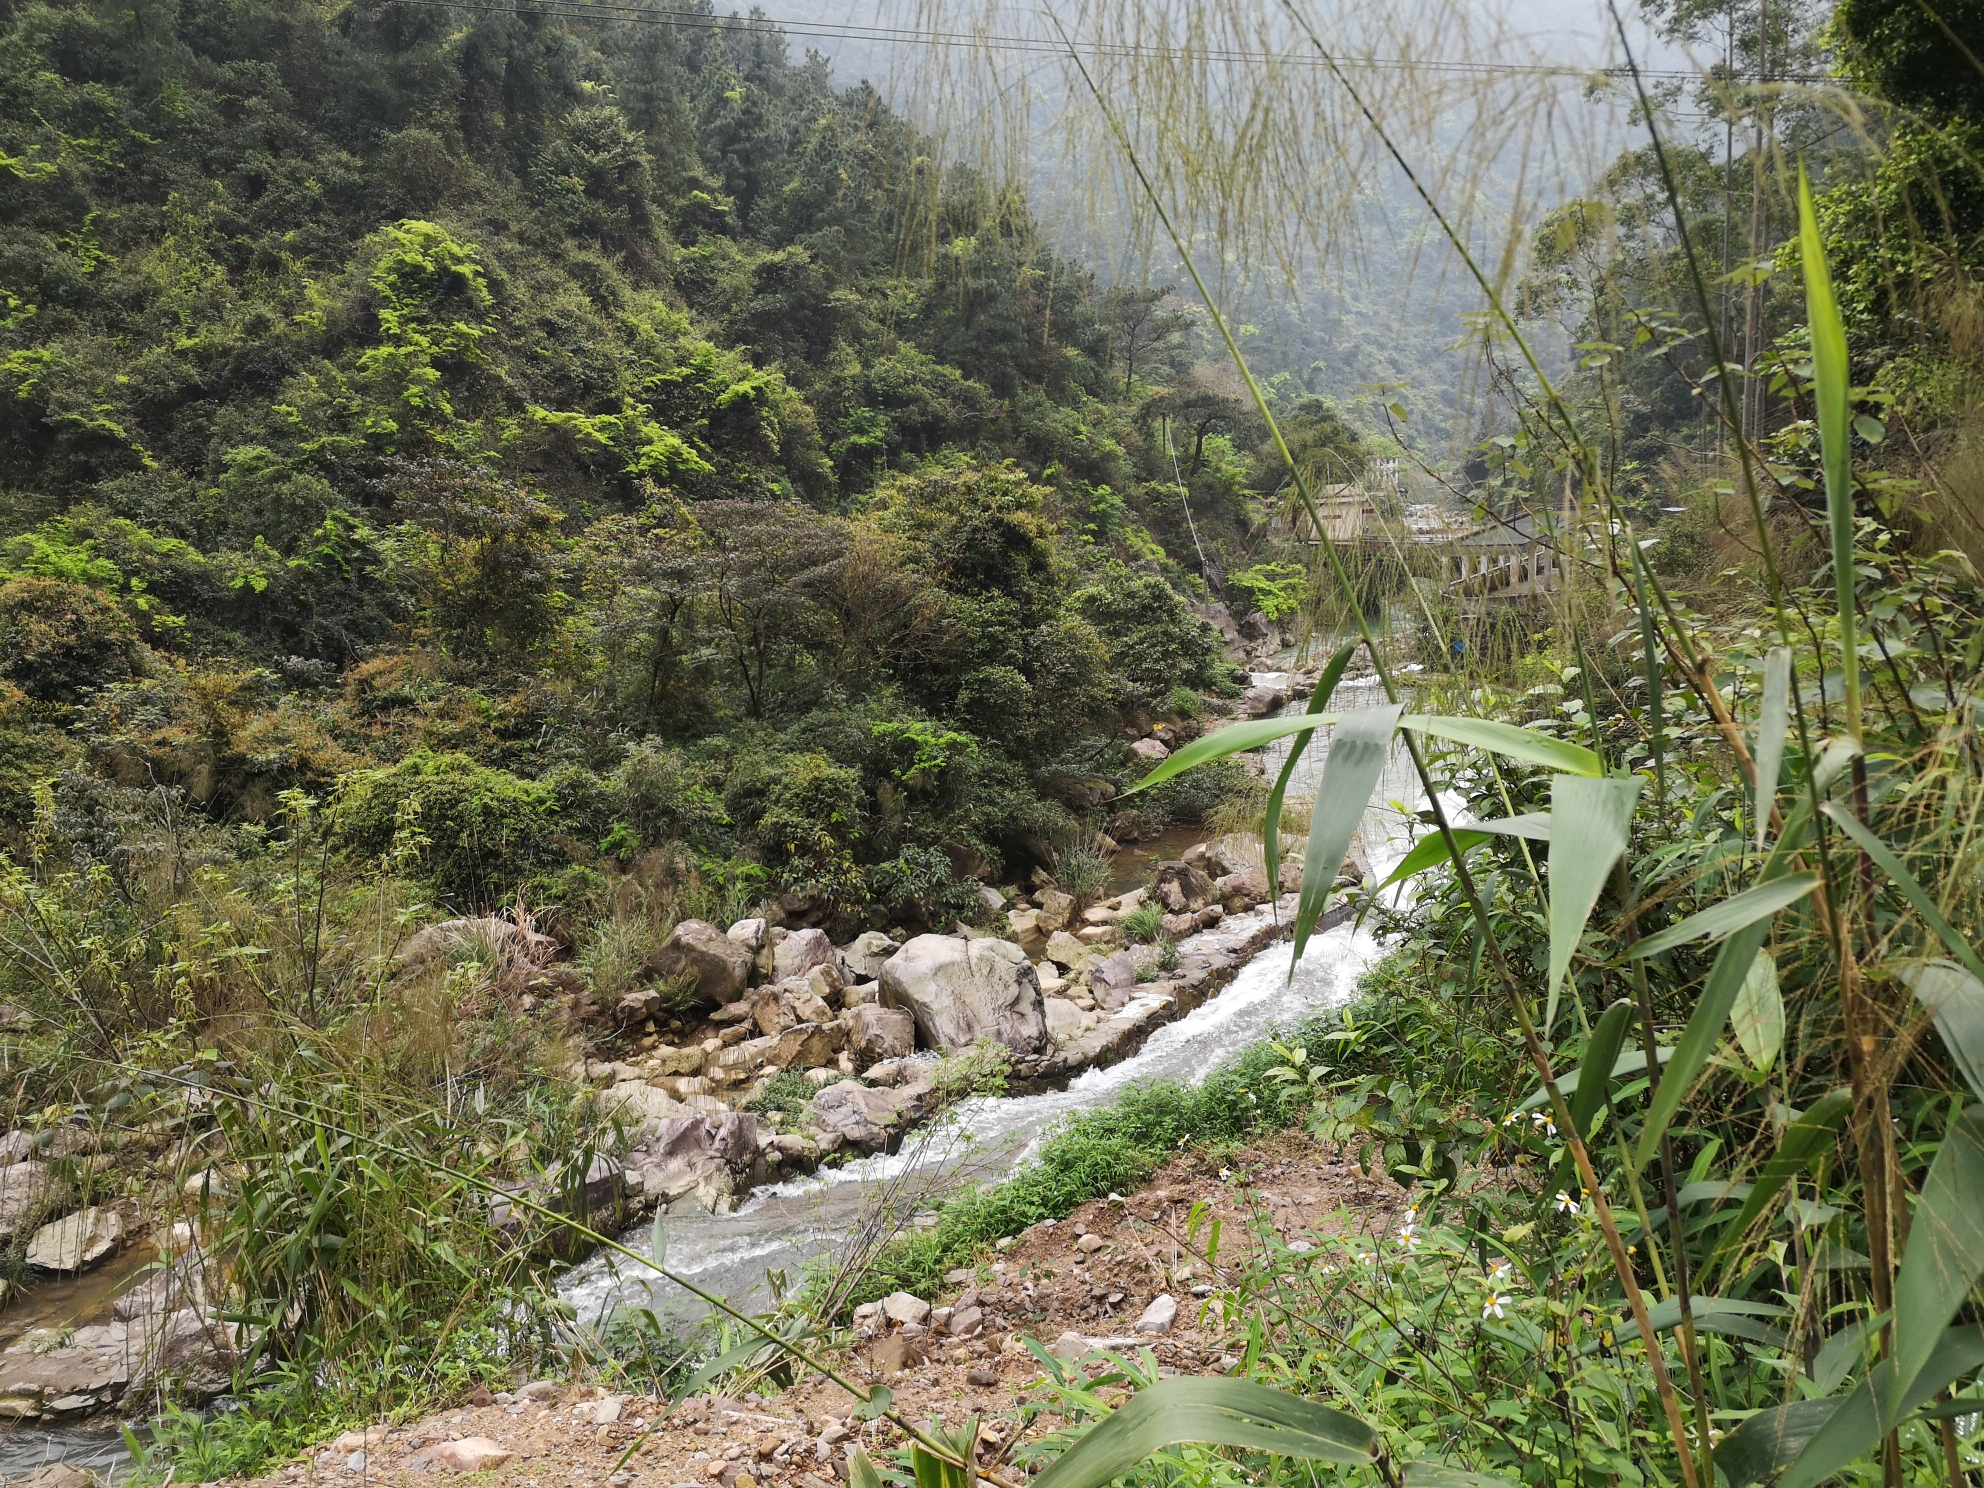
left=371, top=0, right=1834, bottom=86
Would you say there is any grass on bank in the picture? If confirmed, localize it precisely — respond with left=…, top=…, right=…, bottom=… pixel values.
left=834, top=949, right=1520, bottom=1308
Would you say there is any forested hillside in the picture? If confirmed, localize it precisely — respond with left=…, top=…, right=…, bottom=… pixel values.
left=0, top=0, right=1366, bottom=925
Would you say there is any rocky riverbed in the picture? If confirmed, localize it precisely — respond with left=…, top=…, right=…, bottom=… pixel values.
left=560, top=838, right=1347, bottom=1233
left=230, top=1129, right=1407, bottom=1488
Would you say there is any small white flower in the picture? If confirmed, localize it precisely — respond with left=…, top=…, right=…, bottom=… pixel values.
left=1555, top=1190, right=1581, bottom=1215
left=1482, top=1294, right=1509, bottom=1320
left=1354, top=1249, right=1377, bottom=1265
left=1488, top=1260, right=1512, bottom=1283
left=1502, top=1110, right=1521, bottom=1126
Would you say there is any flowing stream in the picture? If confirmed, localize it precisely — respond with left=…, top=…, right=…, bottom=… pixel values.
left=0, top=672, right=1421, bottom=1478
left=559, top=677, right=1423, bottom=1330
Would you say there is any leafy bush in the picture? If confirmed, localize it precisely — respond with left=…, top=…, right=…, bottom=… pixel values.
left=745, top=1067, right=818, bottom=1121
left=339, top=750, right=564, bottom=907
left=0, top=578, right=143, bottom=703
left=866, top=844, right=982, bottom=927
left=1225, top=561, right=1307, bottom=621
left=1071, top=562, right=1229, bottom=711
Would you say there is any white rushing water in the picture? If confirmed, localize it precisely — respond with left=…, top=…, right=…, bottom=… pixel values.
left=560, top=695, right=1427, bottom=1331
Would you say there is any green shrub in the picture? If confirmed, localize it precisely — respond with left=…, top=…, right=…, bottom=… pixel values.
left=745, top=1067, right=817, bottom=1121
left=866, top=844, right=982, bottom=927
left=339, top=750, right=563, bottom=907
left=0, top=578, right=143, bottom=703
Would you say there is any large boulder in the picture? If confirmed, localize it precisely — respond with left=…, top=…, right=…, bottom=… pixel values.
left=1035, top=890, right=1076, bottom=933
left=810, top=1079, right=937, bottom=1150
left=772, top=927, right=834, bottom=982
left=1005, top=907, right=1048, bottom=958
left=843, top=1004, right=914, bottom=1063
left=839, top=931, right=895, bottom=983
left=879, top=936, right=1049, bottom=1056
left=1043, top=930, right=1093, bottom=971
left=649, top=920, right=752, bottom=1005
left=622, top=1114, right=760, bottom=1213
left=769, top=1021, right=843, bottom=1071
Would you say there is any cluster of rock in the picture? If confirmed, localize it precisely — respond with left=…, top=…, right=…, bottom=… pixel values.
left=0, top=1206, right=239, bottom=1421
left=555, top=840, right=1358, bottom=1222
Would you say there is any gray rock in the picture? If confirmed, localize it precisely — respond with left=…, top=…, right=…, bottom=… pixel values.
left=600, top=1082, right=690, bottom=1127
left=881, top=1291, right=930, bottom=1324
left=1127, top=737, right=1170, bottom=762
left=27, top=1208, right=123, bottom=1272
left=1042, top=997, right=1084, bottom=1041
left=769, top=1021, right=844, bottom=1071
left=840, top=979, right=880, bottom=1008
left=1035, top=890, right=1076, bottom=933
left=1043, top=930, right=1092, bottom=971
left=650, top=920, right=753, bottom=1005
left=1089, top=951, right=1139, bottom=1008
left=1134, top=1294, right=1178, bottom=1334
left=0, top=1161, right=52, bottom=1241
left=1153, top=862, right=1218, bottom=914
left=880, top=935, right=1049, bottom=1056
left=725, top=917, right=767, bottom=954
left=839, top=931, right=896, bottom=983
left=616, top=988, right=663, bottom=1021
left=809, top=1080, right=934, bottom=1149
left=0, top=1132, right=32, bottom=1165
left=843, top=1004, right=914, bottom=1063
left=772, top=927, right=834, bottom=981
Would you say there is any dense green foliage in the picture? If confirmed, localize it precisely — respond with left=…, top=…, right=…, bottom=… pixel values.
left=0, top=0, right=1350, bottom=928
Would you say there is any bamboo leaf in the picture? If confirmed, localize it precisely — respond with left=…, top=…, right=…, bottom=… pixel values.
left=1265, top=642, right=1358, bottom=911
left=1709, top=1088, right=1853, bottom=1275
left=1519, top=1046, right=1672, bottom=1109
left=1781, top=1325, right=1984, bottom=1488
left=1378, top=815, right=1551, bottom=890
left=1583, top=1295, right=1788, bottom=1356
left=1292, top=705, right=1403, bottom=965
left=1545, top=775, right=1641, bottom=1033
left=1380, top=829, right=1492, bottom=890
left=1900, top=960, right=1984, bottom=1101
left=1402, top=716, right=1603, bottom=777
left=1129, top=713, right=1599, bottom=799
left=1404, top=1467, right=1518, bottom=1488
left=1122, top=714, right=1343, bottom=796
left=1884, top=1105, right=1984, bottom=1418
left=1821, top=803, right=1984, bottom=982
left=1626, top=873, right=1818, bottom=959
left=1717, top=1400, right=1842, bottom=1488
left=1635, top=917, right=1775, bottom=1172
left=1028, top=1376, right=1378, bottom=1488
left=1755, top=645, right=1790, bottom=848
left=1570, top=999, right=1635, bottom=1141
left=1730, top=949, right=1785, bottom=1073
left=650, top=1213, right=667, bottom=1269
left=1799, top=166, right=1860, bottom=738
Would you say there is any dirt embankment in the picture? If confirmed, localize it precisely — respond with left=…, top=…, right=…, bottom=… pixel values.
left=240, top=1133, right=1406, bottom=1488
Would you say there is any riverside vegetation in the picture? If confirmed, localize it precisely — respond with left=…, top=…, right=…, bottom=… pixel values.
left=5, top=0, right=1984, bottom=1485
